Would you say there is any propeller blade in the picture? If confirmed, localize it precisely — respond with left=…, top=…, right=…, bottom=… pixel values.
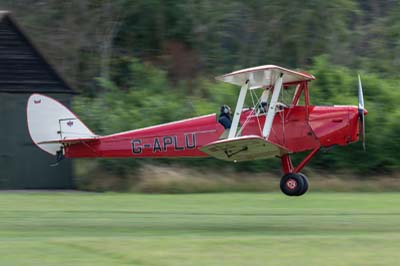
left=358, top=75, right=364, bottom=110
left=357, top=74, right=366, bottom=151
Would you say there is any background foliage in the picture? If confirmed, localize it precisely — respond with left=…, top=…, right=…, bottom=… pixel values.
left=3, top=0, right=400, bottom=185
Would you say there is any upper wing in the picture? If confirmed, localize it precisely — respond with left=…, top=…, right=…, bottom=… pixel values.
left=216, top=64, right=315, bottom=89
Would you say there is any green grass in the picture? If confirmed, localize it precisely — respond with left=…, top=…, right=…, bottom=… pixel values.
left=1, top=192, right=400, bottom=265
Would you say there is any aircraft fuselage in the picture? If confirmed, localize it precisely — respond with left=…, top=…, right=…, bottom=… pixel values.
left=64, top=105, right=365, bottom=159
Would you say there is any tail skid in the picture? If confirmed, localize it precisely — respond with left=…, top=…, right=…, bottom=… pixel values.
left=27, top=94, right=97, bottom=155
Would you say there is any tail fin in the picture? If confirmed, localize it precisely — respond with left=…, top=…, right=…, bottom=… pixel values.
left=27, top=94, right=97, bottom=155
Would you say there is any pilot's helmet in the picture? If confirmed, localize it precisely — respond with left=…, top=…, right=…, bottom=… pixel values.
left=220, top=105, right=231, bottom=115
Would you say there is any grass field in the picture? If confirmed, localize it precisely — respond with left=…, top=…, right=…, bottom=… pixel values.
left=0, top=192, right=400, bottom=266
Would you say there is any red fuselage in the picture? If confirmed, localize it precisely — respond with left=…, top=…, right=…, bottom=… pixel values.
left=64, top=105, right=364, bottom=159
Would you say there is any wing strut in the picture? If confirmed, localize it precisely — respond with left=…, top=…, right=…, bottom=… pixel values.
left=228, top=80, right=249, bottom=139
left=263, top=73, right=283, bottom=138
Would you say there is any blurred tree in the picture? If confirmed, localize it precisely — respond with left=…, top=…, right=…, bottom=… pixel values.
left=2, top=0, right=400, bottom=178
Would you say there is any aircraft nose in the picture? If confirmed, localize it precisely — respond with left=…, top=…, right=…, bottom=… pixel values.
left=363, top=108, right=368, bottom=115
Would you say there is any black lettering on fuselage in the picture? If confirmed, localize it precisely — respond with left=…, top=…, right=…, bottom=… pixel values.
left=173, top=136, right=184, bottom=150
left=131, top=139, right=142, bottom=154
left=133, top=134, right=197, bottom=154
left=185, top=133, right=196, bottom=149
left=153, top=138, right=162, bottom=152
left=163, top=136, right=174, bottom=151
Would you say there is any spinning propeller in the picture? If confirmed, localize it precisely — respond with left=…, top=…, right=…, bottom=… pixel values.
left=358, top=75, right=366, bottom=151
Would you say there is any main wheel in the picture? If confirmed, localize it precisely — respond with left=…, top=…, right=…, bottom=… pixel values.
left=280, top=173, right=305, bottom=196
left=297, top=173, right=309, bottom=196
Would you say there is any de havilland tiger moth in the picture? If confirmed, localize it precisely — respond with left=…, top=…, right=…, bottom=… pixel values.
left=26, top=65, right=367, bottom=196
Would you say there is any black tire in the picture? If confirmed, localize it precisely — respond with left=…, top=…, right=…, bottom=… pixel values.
left=280, top=173, right=305, bottom=196
left=297, top=173, right=309, bottom=196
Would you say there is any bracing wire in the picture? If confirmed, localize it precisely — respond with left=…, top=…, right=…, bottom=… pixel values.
left=237, top=89, right=263, bottom=136
left=251, top=89, right=263, bottom=135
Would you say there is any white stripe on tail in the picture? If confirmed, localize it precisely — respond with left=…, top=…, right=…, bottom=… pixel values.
left=27, top=94, right=97, bottom=155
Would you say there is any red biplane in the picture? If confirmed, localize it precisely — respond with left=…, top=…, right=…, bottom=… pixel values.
left=27, top=65, right=367, bottom=196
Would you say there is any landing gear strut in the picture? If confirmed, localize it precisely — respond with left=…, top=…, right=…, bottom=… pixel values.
left=279, top=147, right=319, bottom=196
left=280, top=173, right=309, bottom=196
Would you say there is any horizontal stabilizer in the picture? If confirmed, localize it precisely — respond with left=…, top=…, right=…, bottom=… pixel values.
left=37, top=137, right=99, bottom=145
left=200, top=135, right=288, bottom=162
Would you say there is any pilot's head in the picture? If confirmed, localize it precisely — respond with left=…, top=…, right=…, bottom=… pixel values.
left=220, top=105, right=231, bottom=115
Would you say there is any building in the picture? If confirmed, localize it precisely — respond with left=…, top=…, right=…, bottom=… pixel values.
left=0, top=11, right=75, bottom=189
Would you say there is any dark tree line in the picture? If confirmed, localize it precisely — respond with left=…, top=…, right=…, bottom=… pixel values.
left=4, top=0, right=400, bottom=89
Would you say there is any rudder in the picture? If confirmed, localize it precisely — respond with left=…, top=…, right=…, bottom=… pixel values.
left=27, top=94, right=96, bottom=155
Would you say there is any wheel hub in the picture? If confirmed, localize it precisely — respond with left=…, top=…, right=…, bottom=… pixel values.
left=286, top=178, right=297, bottom=190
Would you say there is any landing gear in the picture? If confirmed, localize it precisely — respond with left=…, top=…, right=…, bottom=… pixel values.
left=279, top=148, right=319, bottom=196
left=297, top=173, right=309, bottom=196
left=280, top=173, right=309, bottom=196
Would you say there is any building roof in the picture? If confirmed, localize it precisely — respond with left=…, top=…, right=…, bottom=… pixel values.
left=0, top=11, right=76, bottom=94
